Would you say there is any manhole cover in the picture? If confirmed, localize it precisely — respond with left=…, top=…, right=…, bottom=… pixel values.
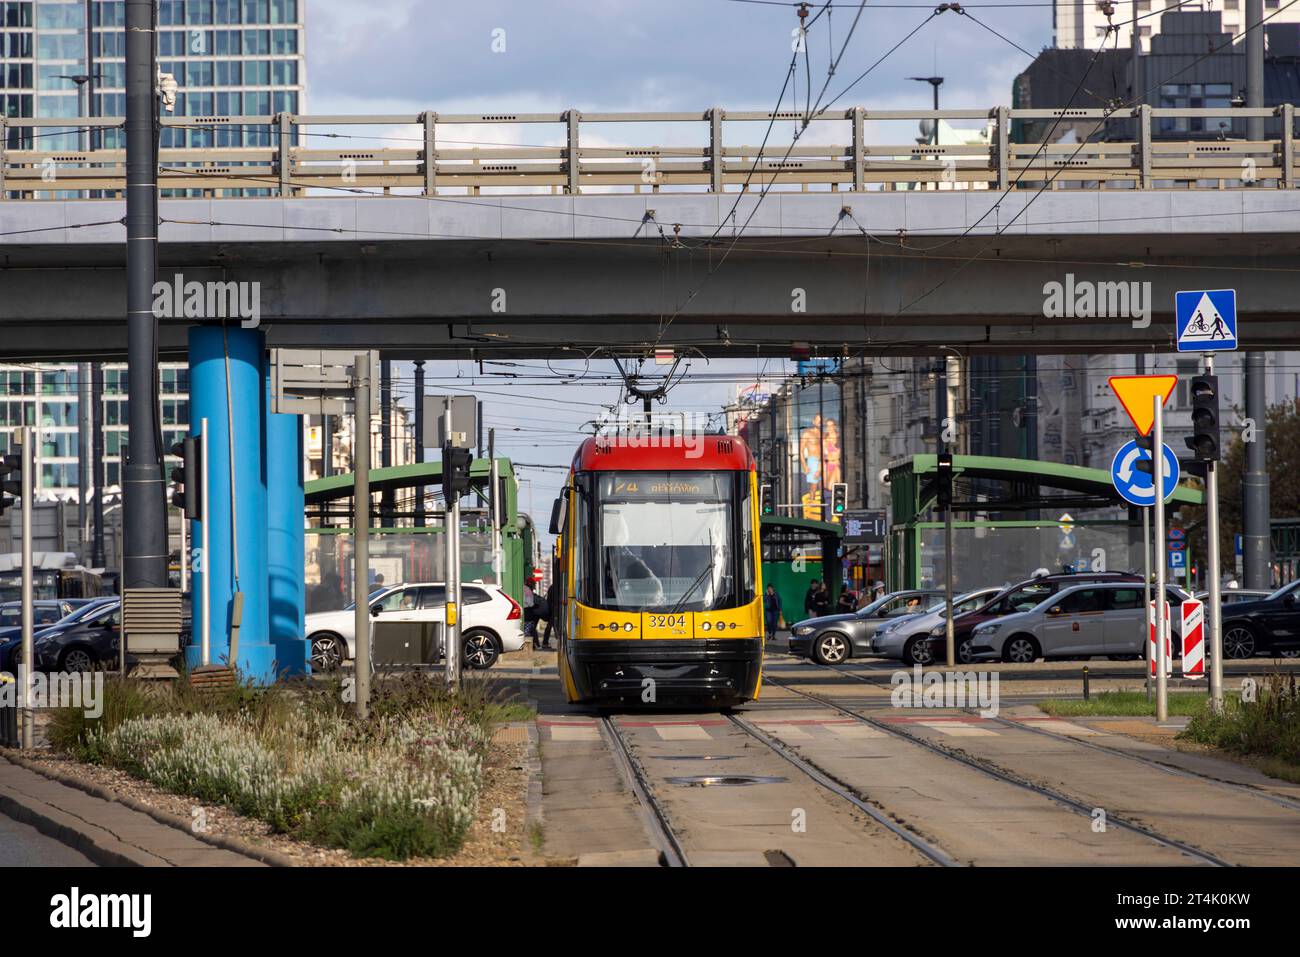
left=664, top=774, right=787, bottom=787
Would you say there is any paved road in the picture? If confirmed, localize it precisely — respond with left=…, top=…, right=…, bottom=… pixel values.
left=0, top=810, right=95, bottom=866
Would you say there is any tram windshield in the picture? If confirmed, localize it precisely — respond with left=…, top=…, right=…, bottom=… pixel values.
left=593, top=471, right=738, bottom=613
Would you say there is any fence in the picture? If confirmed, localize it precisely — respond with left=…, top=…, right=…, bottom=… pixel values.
left=1, top=105, right=1296, bottom=198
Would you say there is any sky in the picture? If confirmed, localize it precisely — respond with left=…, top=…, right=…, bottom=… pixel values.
left=303, top=0, right=1057, bottom=526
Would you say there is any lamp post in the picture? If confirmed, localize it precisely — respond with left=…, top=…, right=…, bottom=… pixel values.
left=908, top=76, right=944, bottom=146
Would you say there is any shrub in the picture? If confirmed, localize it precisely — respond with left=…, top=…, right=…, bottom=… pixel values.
left=1182, top=672, right=1300, bottom=768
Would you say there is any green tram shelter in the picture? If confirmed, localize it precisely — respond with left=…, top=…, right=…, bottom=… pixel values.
left=887, top=454, right=1205, bottom=592
left=760, top=515, right=845, bottom=624
left=303, top=458, right=535, bottom=606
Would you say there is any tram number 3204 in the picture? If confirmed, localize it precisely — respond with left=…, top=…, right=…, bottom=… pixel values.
left=648, top=613, right=687, bottom=630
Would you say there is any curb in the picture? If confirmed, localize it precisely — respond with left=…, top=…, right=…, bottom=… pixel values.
left=0, top=786, right=161, bottom=867
left=522, top=718, right=546, bottom=863
left=1, top=749, right=295, bottom=868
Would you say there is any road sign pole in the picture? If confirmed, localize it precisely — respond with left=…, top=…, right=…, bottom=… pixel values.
left=944, top=505, right=954, bottom=668
left=1153, top=394, right=1168, bottom=723
left=1203, top=354, right=1224, bottom=714
left=353, top=352, right=371, bottom=720
left=1142, top=503, right=1152, bottom=701
left=19, top=427, right=33, bottom=749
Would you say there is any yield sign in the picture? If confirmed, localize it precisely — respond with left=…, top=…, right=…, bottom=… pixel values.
left=1108, top=374, right=1177, bottom=436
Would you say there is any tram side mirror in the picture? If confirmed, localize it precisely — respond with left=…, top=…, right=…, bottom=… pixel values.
left=549, top=494, right=566, bottom=536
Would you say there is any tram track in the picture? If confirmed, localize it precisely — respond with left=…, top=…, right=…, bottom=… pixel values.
left=786, top=653, right=1300, bottom=814
left=723, top=712, right=959, bottom=867
left=761, top=671, right=1232, bottom=867
left=598, top=715, right=690, bottom=867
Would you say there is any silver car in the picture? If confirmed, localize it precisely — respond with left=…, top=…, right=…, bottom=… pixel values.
left=968, top=582, right=1192, bottom=663
left=872, top=587, right=1005, bottom=665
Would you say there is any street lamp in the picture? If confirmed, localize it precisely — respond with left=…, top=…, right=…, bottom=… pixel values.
left=908, top=76, right=944, bottom=146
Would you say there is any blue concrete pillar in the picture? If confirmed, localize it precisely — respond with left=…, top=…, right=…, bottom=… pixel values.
left=268, top=412, right=309, bottom=676
left=185, top=325, right=276, bottom=683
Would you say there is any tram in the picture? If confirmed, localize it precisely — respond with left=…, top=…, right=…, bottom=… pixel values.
left=549, top=434, right=764, bottom=708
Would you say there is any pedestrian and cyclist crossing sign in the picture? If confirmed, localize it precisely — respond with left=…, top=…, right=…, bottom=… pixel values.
left=1175, top=289, right=1237, bottom=352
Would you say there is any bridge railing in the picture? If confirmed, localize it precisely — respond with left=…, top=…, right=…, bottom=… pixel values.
left=0, top=106, right=1293, bottom=198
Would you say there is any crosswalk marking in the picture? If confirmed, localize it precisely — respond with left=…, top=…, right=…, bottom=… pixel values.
left=755, top=723, right=813, bottom=739
left=826, top=723, right=885, bottom=739
left=917, top=720, right=998, bottom=737
left=549, top=725, right=600, bottom=742
left=654, top=725, right=712, bottom=741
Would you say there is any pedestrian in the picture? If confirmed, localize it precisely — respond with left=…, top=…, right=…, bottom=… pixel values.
left=836, top=588, right=856, bottom=614
left=873, top=580, right=886, bottom=601
left=804, top=579, right=821, bottom=618
left=812, top=583, right=831, bottom=617
left=763, top=584, right=782, bottom=639
left=523, top=583, right=540, bottom=647
left=541, top=581, right=558, bottom=648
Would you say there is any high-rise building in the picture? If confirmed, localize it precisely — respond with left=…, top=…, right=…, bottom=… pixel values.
left=1054, top=0, right=1300, bottom=53
left=0, top=362, right=190, bottom=499
left=2, top=0, right=306, bottom=158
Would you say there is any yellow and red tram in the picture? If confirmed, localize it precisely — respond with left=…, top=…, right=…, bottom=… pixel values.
left=548, top=435, right=764, bottom=708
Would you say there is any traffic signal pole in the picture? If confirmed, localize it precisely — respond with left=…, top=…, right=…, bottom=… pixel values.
left=1153, top=395, right=1169, bottom=724
left=443, top=406, right=461, bottom=691
left=19, top=427, right=33, bottom=749
left=1203, top=355, right=1224, bottom=713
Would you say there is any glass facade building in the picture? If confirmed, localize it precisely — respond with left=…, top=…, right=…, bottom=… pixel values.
left=2, top=0, right=306, bottom=152
left=0, top=362, right=190, bottom=499
left=1, top=1, right=306, bottom=500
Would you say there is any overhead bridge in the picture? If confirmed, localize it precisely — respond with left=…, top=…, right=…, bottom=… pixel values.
left=3, top=107, right=1299, bottom=358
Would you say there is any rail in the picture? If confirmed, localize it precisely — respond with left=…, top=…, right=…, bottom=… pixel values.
left=0, top=105, right=1295, bottom=198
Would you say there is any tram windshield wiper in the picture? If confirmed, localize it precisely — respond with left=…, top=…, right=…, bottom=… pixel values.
left=669, top=558, right=715, bottom=615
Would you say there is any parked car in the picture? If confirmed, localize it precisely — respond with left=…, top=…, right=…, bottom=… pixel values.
left=1217, top=579, right=1300, bottom=659
left=306, top=581, right=525, bottom=671
left=922, top=571, right=1144, bottom=664
left=787, top=589, right=944, bottom=664
left=968, top=582, right=1192, bottom=663
left=872, top=587, right=1006, bottom=665
left=0, top=599, right=79, bottom=636
left=25, top=600, right=122, bottom=673
left=0, top=599, right=110, bottom=672
left=1195, top=589, right=1273, bottom=606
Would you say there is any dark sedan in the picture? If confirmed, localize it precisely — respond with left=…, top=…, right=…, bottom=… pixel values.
left=1220, top=580, right=1300, bottom=659
left=2, top=599, right=121, bottom=674
left=788, top=589, right=944, bottom=664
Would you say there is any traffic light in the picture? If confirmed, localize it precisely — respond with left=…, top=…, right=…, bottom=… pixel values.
left=168, top=437, right=202, bottom=519
left=442, top=444, right=473, bottom=499
left=936, top=452, right=953, bottom=511
left=0, top=451, right=19, bottom=517
left=1134, top=431, right=1156, bottom=477
left=831, top=482, right=847, bottom=517
left=760, top=483, right=774, bottom=516
left=1185, top=374, right=1220, bottom=462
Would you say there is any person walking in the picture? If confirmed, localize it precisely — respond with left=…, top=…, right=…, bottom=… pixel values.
left=836, top=587, right=856, bottom=614
left=538, top=582, right=556, bottom=649
left=804, top=579, right=821, bottom=619
left=812, top=583, right=831, bottom=617
left=763, top=584, right=782, bottom=640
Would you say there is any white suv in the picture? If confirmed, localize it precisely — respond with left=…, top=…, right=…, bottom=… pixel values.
left=306, top=582, right=525, bottom=672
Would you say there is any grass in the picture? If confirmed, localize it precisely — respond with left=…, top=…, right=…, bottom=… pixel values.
left=46, top=668, right=532, bottom=861
left=1037, top=690, right=1219, bottom=717
left=1180, top=672, right=1300, bottom=781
